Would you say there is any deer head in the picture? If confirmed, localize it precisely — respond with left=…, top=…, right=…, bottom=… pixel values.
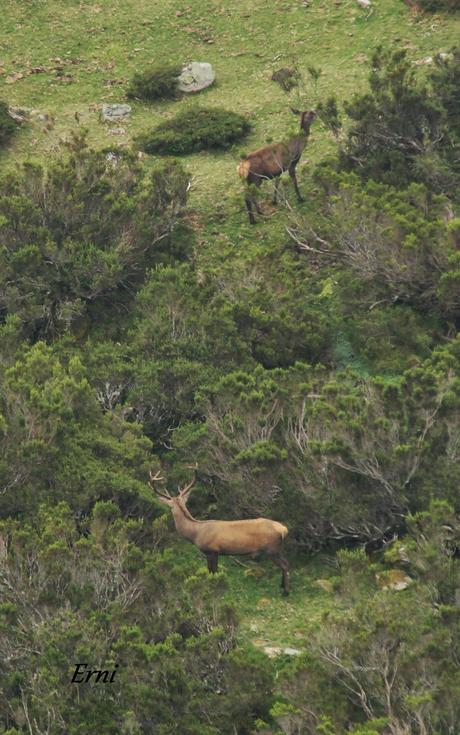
left=148, top=465, right=198, bottom=508
left=290, top=107, right=317, bottom=132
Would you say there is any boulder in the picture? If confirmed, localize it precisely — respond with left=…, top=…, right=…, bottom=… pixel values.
left=177, top=62, right=215, bottom=93
left=101, top=103, right=131, bottom=123
left=263, top=646, right=302, bottom=658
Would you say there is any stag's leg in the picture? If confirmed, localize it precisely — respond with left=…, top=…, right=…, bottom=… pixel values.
left=268, top=553, right=290, bottom=596
left=206, top=552, right=219, bottom=574
left=288, top=164, right=304, bottom=203
left=272, top=178, right=281, bottom=205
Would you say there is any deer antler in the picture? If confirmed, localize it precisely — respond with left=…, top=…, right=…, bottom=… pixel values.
left=148, top=469, right=172, bottom=499
left=179, top=463, right=198, bottom=497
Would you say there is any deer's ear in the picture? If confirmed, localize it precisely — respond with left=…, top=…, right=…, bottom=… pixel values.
left=290, top=107, right=301, bottom=115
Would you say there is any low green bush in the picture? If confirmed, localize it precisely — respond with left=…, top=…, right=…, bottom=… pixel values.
left=0, top=101, right=17, bottom=147
left=137, top=107, right=251, bottom=155
left=416, top=0, right=458, bottom=10
left=126, top=64, right=182, bottom=100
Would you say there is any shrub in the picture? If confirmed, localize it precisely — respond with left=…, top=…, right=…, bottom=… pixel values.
left=0, top=101, right=17, bottom=147
left=137, top=107, right=251, bottom=155
left=327, top=46, right=460, bottom=196
left=126, top=64, right=182, bottom=101
left=0, top=131, right=190, bottom=338
left=416, top=0, right=459, bottom=10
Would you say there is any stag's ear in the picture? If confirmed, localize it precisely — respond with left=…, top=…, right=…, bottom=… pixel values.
left=290, top=107, right=301, bottom=115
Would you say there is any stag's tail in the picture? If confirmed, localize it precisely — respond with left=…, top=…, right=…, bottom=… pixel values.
left=237, top=159, right=251, bottom=179
left=273, top=521, right=288, bottom=540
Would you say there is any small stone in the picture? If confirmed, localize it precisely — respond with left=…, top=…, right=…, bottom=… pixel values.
left=107, top=127, right=126, bottom=135
left=356, top=0, right=371, bottom=7
left=7, top=106, right=31, bottom=122
left=283, top=647, right=302, bottom=656
left=100, top=103, right=131, bottom=122
left=264, top=646, right=283, bottom=658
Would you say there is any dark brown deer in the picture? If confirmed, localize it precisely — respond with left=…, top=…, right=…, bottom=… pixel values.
left=237, top=108, right=316, bottom=224
left=149, top=467, right=290, bottom=595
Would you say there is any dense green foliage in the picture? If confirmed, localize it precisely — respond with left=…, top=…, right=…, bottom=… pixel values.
left=277, top=504, right=460, bottom=734
left=0, top=101, right=16, bottom=147
left=1, top=41, right=459, bottom=735
left=126, top=64, right=182, bottom=101
left=334, top=47, right=460, bottom=196
left=137, top=107, right=252, bottom=155
left=416, top=0, right=459, bottom=11
left=0, top=132, right=190, bottom=339
left=0, top=504, right=272, bottom=734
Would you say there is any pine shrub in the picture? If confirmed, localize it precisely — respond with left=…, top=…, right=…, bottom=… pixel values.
left=416, top=0, right=459, bottom=10
left=137, top=107, right=252, bottom=155
left=0, top=101, right=17, bottom=147
left=126, top=64, right=182, bottom=100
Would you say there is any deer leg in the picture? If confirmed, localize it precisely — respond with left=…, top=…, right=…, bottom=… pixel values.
left=206, top=552, right=218, bottom=574
left=268, top=553, right=290, bottom=596
left=245, top=191, right=256, bottom=225
left=254, top=180, right=264, bottom=215
left=288, top=165, right=304, bottom=203
left=272, top=178, right=281, bottom=205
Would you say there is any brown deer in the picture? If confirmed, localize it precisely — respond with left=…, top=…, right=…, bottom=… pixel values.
left=149, top=467, right=290, bottom=595
left=237, top=108, right=316, bottom=224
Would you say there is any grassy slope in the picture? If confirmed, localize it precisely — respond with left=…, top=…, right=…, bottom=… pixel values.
left=1, top=0, right=458, bottom=651
left=2, top=0, right=459, bottom=206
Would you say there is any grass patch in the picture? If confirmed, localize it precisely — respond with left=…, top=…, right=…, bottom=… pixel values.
left=137, top=107, right=251, bottom=155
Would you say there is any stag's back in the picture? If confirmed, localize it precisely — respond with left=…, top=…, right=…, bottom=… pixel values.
left=196, top=517, right=288, bottom=555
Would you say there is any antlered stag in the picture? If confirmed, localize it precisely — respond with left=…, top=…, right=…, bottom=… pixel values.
left=149, top=467, right=290, bottom=595
left=237, top=108, right=316, bottom=224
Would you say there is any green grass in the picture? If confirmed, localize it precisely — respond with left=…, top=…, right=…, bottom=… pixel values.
left=177, top=539, right=341, bottom=651
left=221, top=553, right=341, bottom=651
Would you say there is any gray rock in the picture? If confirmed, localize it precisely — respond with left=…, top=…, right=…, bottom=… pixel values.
left=101, top=103, right=132, bottom=123
left=263, top=645, right=302, bottom=658
left=178, top=62, right=215, bottom=93
left=283, top=647, right=302, bottom=656
left=8, top=106, right=31, bottom=122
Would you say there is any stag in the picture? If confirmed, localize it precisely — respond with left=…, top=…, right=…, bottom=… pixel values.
left=149, top=467, right=290, bottom=595
left=237, top=108, right=316, bottom=224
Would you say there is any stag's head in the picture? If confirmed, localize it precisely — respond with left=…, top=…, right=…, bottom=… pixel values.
left=148, top=465, right=198, bottom=512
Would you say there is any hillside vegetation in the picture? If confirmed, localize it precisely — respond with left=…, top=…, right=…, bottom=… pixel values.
left=0, top=1, right=460, bottom=734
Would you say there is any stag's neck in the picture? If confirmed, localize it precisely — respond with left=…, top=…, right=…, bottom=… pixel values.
left=171, top=503, right=200, bottom=544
